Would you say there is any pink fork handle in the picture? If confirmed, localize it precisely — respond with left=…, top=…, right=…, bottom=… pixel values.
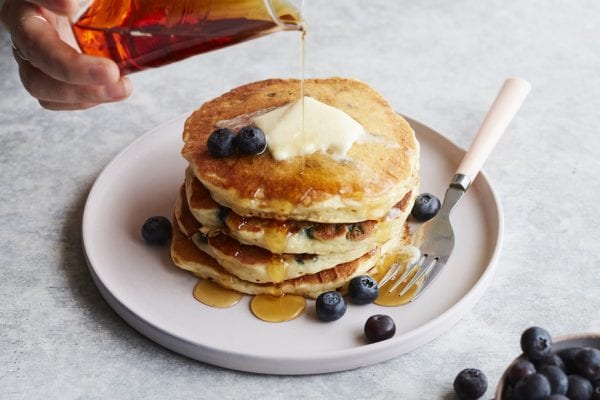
left=456, top=78, right=531, bottom=182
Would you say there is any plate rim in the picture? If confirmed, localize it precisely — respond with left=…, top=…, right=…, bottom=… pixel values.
left=81, top=113, right=504, bottom=374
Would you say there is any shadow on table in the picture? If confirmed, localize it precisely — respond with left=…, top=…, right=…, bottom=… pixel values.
left=441, top=391, right=459, bottom=400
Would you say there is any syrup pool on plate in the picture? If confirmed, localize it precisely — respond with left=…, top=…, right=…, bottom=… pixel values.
left=250, top=294, right=307, bottom=322
left=192, top=279, right=307, bottom=323
left=193, top=279, right=243, bottom=308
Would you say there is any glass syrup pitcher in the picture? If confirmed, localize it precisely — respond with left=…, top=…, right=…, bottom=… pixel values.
left=70, top=0, right=304, bottom=74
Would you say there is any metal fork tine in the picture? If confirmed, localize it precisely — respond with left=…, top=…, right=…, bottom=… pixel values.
left=377, top=262, right=400, bottom=288
left=399, top=256, right=438, bottom=297
left=397, top=255, right=424, bottom=283
left=387, top=257, right=421, bottom=293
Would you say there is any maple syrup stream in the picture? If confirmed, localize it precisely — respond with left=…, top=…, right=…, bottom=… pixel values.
left=190, top=16, right=418, bottom=321
left=193, top=26, right=308, bottom=323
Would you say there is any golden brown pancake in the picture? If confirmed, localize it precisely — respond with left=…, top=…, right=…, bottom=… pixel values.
left=171, top=215, right=392, bottom=299
left=174, top=185, right=202, bottom=236
left=172, top=189, right=414, bottom=298
left=184, top=168, right=223, bottom=229
left=184, top=167, right=417, bottom=255
left=175, top=185, right=386, bottom=283
left=192, top=231, right=376, bottom=284
left=182, top=78, right=419, bottom=223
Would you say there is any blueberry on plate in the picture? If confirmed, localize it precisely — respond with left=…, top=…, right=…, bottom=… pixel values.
left=141, top=216, right=172, bottom=245
left=207, top=128, right=236, bottom=157
left=235, top=125, right=267, bottom=155
left=364, top=314, right=395, bottom=343
left=567, top=375, right=593, bottom=400
left=348, top=275, right=379, bottom=305
left=520, top=326, right=553, bottom=361
left=411, top=193, right=441, bottom=222
left=453, top=368, right=488, bottom=400
left=315, top=291, right=346, bottom=322
left=514, top=373, right=551, bottom=400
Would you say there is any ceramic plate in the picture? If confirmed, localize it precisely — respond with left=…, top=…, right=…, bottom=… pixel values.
left=82, top=114, right=503, bottom=374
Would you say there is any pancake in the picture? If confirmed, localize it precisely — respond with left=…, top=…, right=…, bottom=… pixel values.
left=192, top=232, right=375, bottom=284
left=174, top=184, right=202, bottom=236
left=182, top=77, right=419, bottom=223
left=185, top=167, right=418, bottom=255
left=171, top=216, right=393, bottom=299
left=184, top=167, right=223, bottom=229
left=175, top=184, right=385, bottom=283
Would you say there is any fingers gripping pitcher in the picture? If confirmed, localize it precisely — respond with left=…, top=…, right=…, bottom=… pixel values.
left=71, top=0, right=304, bottom=74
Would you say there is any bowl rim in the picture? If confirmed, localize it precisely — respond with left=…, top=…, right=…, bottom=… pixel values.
left=494, top=332, right=600, bottom=399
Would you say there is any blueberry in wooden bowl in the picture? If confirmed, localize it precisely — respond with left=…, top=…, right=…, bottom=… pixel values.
left=495, top=330, right=600, bottom=400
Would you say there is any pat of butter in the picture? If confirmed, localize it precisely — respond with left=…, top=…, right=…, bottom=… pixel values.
left=253, top=96, right=364, bottom=161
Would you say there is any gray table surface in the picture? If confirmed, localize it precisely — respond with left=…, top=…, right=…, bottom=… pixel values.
left=2, top=0, right=600, bottom=398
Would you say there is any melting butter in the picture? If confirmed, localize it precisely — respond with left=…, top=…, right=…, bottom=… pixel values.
left=253, top=96, right=365, bottom=161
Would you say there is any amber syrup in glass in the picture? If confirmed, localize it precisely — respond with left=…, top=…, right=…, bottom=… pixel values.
left=72, top=0, right=303, bottom=74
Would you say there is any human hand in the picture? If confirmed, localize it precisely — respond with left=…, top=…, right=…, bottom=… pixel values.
left=1, top=0, right=132, bottom=110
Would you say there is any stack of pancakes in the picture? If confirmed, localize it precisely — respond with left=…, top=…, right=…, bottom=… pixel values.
left=171, top=78, right=420, bottom=298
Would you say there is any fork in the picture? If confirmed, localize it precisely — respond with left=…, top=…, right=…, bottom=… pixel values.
left=378, top=78, right=531, bottom=300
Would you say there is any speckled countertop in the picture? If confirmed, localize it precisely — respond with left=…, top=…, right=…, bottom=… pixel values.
left=2, top=1, right=600, bottom=398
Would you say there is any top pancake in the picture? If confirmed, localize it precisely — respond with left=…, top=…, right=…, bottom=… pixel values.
left=182, top=78, right=419, bottom=223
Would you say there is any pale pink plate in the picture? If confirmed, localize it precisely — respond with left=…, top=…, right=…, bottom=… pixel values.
left=82, top=114, right=503, bottom=374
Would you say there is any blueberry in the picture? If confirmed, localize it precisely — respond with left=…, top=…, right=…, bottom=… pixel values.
left=453, top=368, right=488, bottom=400
left=547, top=395, right=570, bottom=400
left=207, top=128, right=236, bottom=157
left=364, top=315, right=396, bottom=343
left=539, top=365, right=568, bottom=395
left=235, top=125, right=267, bottom=155
left=567, top=375, right=593, bottom=400
left=591, top=379, right=600, bottom=400
left=574, top=347, right=600, bottom=381
left=141, top=216, right=172, bottom=245
left=514, top=373, right=551, bottom=400
left=315, top=291, right=346, bottom=322
left=502, top=384, right=516, bottom=400
left=508, top=359, right=536, bottom=385
left=218, top=207, right=229, bottom=224
left=348, top=275, right=379, bottom=305
left=535, top=353, right=566, bottom=371
left=559, top=347, right=582, bottom=374
left=520, top=326, right=553, bottom=361
left=411, top=193, right=441, bottom=222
